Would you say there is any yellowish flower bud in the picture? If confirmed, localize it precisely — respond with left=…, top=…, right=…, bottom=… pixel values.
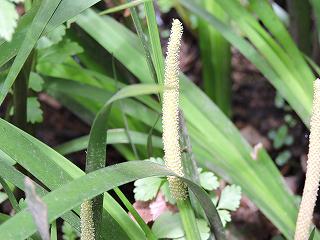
left=80, top=200, right=95, bottom=240
left=295, top=79, right=320, bottom=240
left=162, top=19, right=187, bottom=200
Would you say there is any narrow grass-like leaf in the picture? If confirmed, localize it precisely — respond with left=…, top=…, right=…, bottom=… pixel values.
left=180, top=0, right=311, bottom=125
left=75, top=10, right=298, bottom=238
left=0, top=157, right=80, bottom=233
left=85, top=83, right=163, bottom=239
left=113, top=188, right=157, bottom=240
left=311, top=0, right=320, bottom=45
left=0, top=0, right=63, bottom=104
left=198, top=0, right=231, bottom=116
left=0, top=177, right=20, bottom=212
left=0, top=161, right=225, bottom=240
left=55, top=129, right=162, bottom=155
left=99, top=0, right=151, bottom=15
left=128, top=1, right=158, bottom=88
left=144, top=2, right=165, bottom=85
left=0, top=119, right=139, bottom=240
left=50, top=221, right=57, bottom=240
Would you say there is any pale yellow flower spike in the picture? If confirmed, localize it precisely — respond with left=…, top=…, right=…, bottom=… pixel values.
left=80, top=200, right=95, bottom=240
left=295, top=79, right=320, bottom=240
left=162, top=19, right=187, bottom=200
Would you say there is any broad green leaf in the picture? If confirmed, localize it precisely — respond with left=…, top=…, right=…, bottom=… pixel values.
left=152, top=212, right=185, bottom=239
left=0, top=0, right=18, bottom=41
left=152, top=212, right=210, bottom=240
left=27, top=97, right=43, bottom=123
left=199, top=171, right=219, bottom=191
left=29, top=72, right=44, bottom=92
left=217, top=210, right=231, bottom=227
left=37, top=25, right=66, bottom=49
left=133, top=177, right=163, bottom=201
left=38, top=39, right=83, bottom=64
left=0, top=161, right=225, bottom=240
left=217, top=185, right=241, bottom=211
left=160, top=181, right=176, bottom=205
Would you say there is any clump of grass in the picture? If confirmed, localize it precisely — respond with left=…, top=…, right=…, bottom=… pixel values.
left=295, top=79, right=320, bottom=240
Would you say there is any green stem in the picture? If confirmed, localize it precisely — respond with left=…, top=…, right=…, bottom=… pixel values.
left=177, top=199, right=201, bottom=240
left=128, top=0, right=158, bottom=85
left=287, top=0, right=312, bottom=56
left=50, top=221, right=57, bottom=240
left=13, top=51, right=34, bottom=131
left=179, top=110, right=204, bottom=218
left=114, top=188, right=157, bottom=240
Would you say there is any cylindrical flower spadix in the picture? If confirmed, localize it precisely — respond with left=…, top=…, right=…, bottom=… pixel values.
left=295, top=79, right=320, bottom=240
left=162, top=19, right=187, bottom=200
left=80, top=200, right=95, bottom=240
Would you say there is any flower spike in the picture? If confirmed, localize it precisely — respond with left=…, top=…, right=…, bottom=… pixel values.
left=295, top=79, right=320, bottom=240
left=162, top=19, right=187, bottom=200
left=80, top=200, right=95, bottom=240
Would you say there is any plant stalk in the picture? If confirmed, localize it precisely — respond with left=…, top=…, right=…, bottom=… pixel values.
left=13, top=51, right=34, bottom=131
left=177, top=199, right=201, bottom=240
left=287, top=0, right=312, bottom=56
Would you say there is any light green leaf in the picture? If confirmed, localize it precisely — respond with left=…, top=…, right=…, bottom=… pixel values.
left=152, top=212, right=184, bottom=239
left=37, top=25, right=66, bottom=49
left=157, top=0, right=174, bottom=13
left=0, top=192, right=8, bottom=204
left=196, top=218, right=210, bottom=240
left=160, top=181, right=176, bottom=205
left=0, top=160, right=225, bottom=240
left=27, top=97, right=43, bottom=123
left=199, top=171, right=219, bottom=191
left=29, top=72, right=44, bottom=92
left=38, top=39, right=83, bottom=64
left=275, top=150, right=291, bottom=166
left=218, top=185, right=241, bottom=211
left=62, top=221, right=79, bottom=240
left=217, top=209, right=231, bottom=227
left=9, top=0, right=24, bottom=3
left=147, top=157, right=164, bottom=165
left=152, top=212, right=210, bottom=240
left=133, top=177, right=163, bottom=201
left=0, top=0, right=19, bottom=41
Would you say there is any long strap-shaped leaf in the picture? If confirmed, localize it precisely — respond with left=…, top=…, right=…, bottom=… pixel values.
left=55, top=129, right=162, bottom=155
left=0, top=118, right=138, bottom=240
left=179, top=0, right=311, bottom=125
left=0, top=157, right=81, bottom=233
left=0, top=161, right=225, bottom=240
left=0, top=0, right=63, bottom=104
left=75, top=9, right=297, bottom=238
left=0, top=0, right=108, bottom=68
left=85, top=83, right=163, bottom=239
